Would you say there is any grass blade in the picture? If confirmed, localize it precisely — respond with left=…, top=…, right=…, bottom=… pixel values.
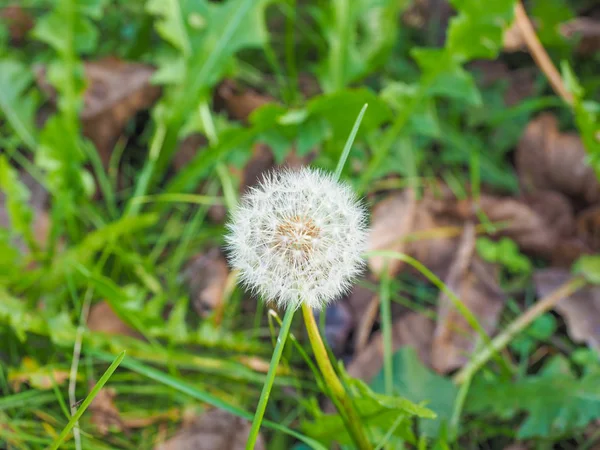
left=49, top=351, right=126, bottom=450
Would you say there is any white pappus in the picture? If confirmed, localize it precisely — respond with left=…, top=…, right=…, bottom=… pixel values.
left=225, top=167, right=368, bottom=310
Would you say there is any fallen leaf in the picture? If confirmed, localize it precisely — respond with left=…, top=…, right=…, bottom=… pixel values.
left=155, top=408, right=265, bottom=450
left=347, top=312, right=434, bottom=384
left=36, top=58, right=161, bottom=166
left=216, top=79, right=274, bottom=123
left=431, top=224, right=506, bottom=373
left=470, top=60, right=536, bottom=106
left=453, top=194, right=562, bottom=258
left=516, top=114, right=600, bottom=204
left=367, top=190, right=417, bottom=276
left=534, top=268, right=600, bottom=352
left=503, top=445, right=529, bottom=450
left=354, top=294, right=380, bottom=352
left=90, top=386, right=125, bottom=435
left=561, top=18, right=600, bottom=54
left=182, top=249, right=229, bottom=318
left=0, top=5, right=34, bottom=43
left=577, top=205, right=600, bottom=252
left=504, top=17, right=600, bottom=55
left=8, top=357, right=71, bottom=392
left=87, top=301, right=141, bottom=339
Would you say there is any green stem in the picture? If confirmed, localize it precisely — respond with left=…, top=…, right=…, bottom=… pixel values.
left=246, top=307, right=296, bottom=450
left=301, top=303, right=373, bottom=450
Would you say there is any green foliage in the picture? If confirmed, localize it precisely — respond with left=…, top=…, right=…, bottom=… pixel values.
left=510, top=314, right=557, bottom=354
left=476, top=237, right=532, bottom=274
left=145, top=0, right=272, bottom=176
left=562, top=62, right=600, bottom=179
left=573, top=254, right=600, bottom=284
left=371, top=347, right=459, bottom=438
left=1, top=0, right=599, bottom=448
left=304, top=366, right=435, bottom=446
left=0, top=155, right=35, bottom=250
left=467, top=355, right=600, bottom=438
left=0, top=60, right=38, bottom=149
left=315, top=0, right=411, bottom=92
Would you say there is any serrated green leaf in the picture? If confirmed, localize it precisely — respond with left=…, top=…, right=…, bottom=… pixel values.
left=573, top=255, right=600, bottom=285
left=371, top=347, right=458, bottom=437
left=32, top=7, right=98, bottom=54
left=446, top=0, right=515, bottom=61
left=303, top=366, right=433, bottom=446
left=467, top=355, right=600, bottom=438
left=381, top=82, right=440, bottom=137
left=146, top=0, right=192, bottom=56
left=0, top=288, right=47, bottom=342
left=412, top=49, right=482, bottom=106
left=0, top=156, right=35, bottom=248
left=0, top=60, right=38, bottom=149
left=316, top=0, right=411, bottom=92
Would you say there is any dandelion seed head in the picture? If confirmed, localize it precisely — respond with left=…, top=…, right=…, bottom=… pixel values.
left=225, top=167, right=368, bottom=310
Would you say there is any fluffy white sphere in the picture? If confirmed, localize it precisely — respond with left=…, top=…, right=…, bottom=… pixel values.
left=225, top=167, right=368, bottom=310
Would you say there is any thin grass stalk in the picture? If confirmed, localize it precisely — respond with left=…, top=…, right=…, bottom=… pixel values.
left=246, top=306, right=296, bottom=450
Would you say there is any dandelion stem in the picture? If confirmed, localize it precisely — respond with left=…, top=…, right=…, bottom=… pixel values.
left=246, top=306, right=296, bottom=450
left=301, top=303, right=373, bottom=450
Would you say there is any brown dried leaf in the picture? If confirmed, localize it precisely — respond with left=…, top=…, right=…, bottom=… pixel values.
left=516, top=113, right=600, bottom=204
left=431, top=225, right=506, bottom=373
left=87, top=301, right=142, bottom=339
left=367, top=190, right=417, bottom=276
left=36, top=58, right=161, bottom=166
left=347, top=312, right=434, bottom=383
left=454, top=194, right=562, bottom=258
left=504, top=17, right=600, bottom=54
left=155, top=408, right=265, bottom=450
left=0, top=5, right=34, bottom=43
left=216, top=80, right=274, bottom=123
left=470, top=60, right=536, bottom=106
left=534, top=268, right=600, bottom=351
left=182, top=249, right=229, bottom=317
left=90, top=386, right=125, bottom=435
left=577, top=205, right=600, bottom=252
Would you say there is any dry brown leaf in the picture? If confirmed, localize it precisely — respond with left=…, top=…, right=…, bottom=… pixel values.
left=36, top=58, right=161, bottom=166
left=503, top=445, right=529, bottom=450
left=347, top=312, right=434, bottom=383
left=182, top=249, right=229, bottom=317
left=90, top=386, right=125, bottom=435
left=470, top=60, right=536, bottom=106
left=0, top=5, right=33, bottom=43
left=216, top=79, right=274, bottom=123
left=534, top=268, right=600, bottom=351
left=367, top=190, right=417, bottom=276
left=516, top=114, right=600, bottom=204
left=504, top=17, right=600, bottom=54
left=155, top=408, right=265, bottom=450
left=87, top=301, right=142, bottom=339
left=577, top=205, right=600, bottom=252
left=431, top=225, right=506, bottom=373
left=454, top=194, right=560, bottom=258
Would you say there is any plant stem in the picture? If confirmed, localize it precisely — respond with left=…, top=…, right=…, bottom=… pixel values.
left=514, top=1, right=573, bottom=104
left=453, top=276, right=586, bottom=384
left=301, top=303, right=373, bottom=450
left=246, top=307, right=296, bottom=450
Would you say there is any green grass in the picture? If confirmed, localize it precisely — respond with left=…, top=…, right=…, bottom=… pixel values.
left=1, top=0, right=599, bottom=448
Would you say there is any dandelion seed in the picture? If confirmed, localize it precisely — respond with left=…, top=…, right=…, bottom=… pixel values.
left=225, top=167, right=368, bottom=310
